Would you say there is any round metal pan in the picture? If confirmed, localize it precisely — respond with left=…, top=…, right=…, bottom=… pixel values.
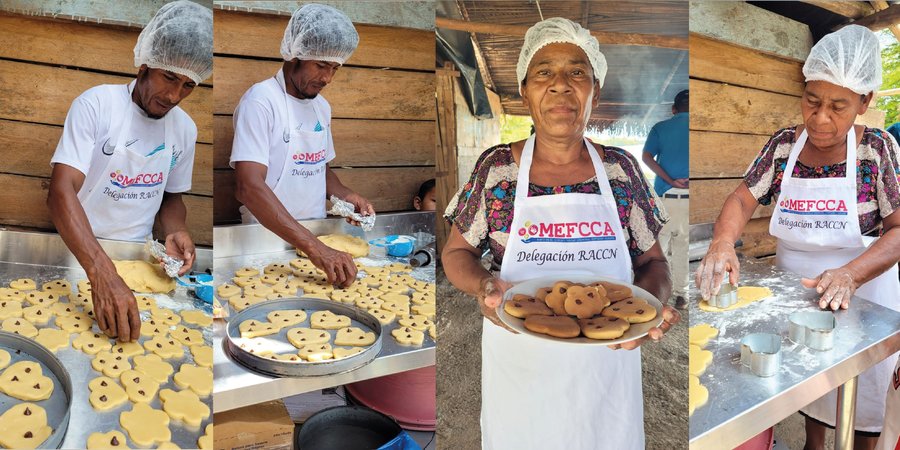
left=0, top=331, right=73, bottom=449
left=225, top=297, right=383, bottom=377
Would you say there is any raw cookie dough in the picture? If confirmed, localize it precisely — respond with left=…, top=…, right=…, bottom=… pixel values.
left=303, top=234, right=369, bottom=258
left=159, top=388, right=210, bottom=426
left=699, top=286, right=773, bottom=312
left=120, top=403, right=171, bottom=447
left=120, top=369, right=160, bottom=403
left=0, top=361, right=54, bottom=401
left=150, top=308, right=181, bottom=326
left=287, top=328, right=331, bottom=347
left=689, top=344, right=713, bottom=376
left=391, top=326, right=425, bottom=346
left=310, top=310, right=351, bottom=329
left=173, top=364, right=212, bottom=397
left=333, top=347, right=365, bottom=359
left=689, top=375, right=709, bottom=416
left=190, top=345, right=213, bottom=368
left=134, top=295, right=156, bottom=311
left=24, top=291, right=58, bottom=307
left=86, top=430, right=128, bottom=449
left=0, top=348, right=10, bottom=369
left=234, top=267, right=260, bottom=277
left=180, top=310, right=212, bottom=327
left=239, top=320, right=281, bottom=338
left=91, top=350, right=132, bottom=377
left=73, top=331, right=112, bottom=355
left=298, top=343, right=334, bottom=361
left=689, top=324, right=719, bottom=347
left=9, top=278, right=36, bottom=291
left=88, top=376, right=128, bottom=411
left=133, top=354, right=174, bottom=384
left=35, top=328, right=70, bottom=353
left=2, top=317, right=38, bottom=337
left=140, top=319, right=169, bottom=337
left=198, top=424, right=213, bottom=449
left=111, top=341, right=144, bottom=358
left=267, top=310, right=308, bottom=327
left=23, top=305, right=51, bottom=325
left=334, top=327, right=376, bottom=346
left=49, top=302, right=77, bottom=316
left=0, top=300, right=23, bottom=320
left=170, top=325, right=203, bottom=346
left=397, top=314, right=433, bottom=331
left=0, top=403, right=52, bottom=449
left=113, top=260, right=176, bottom=293
left=41, top=279, right=71, bottom=296
left=144, top=335, right=184, bottom=359
left=77, top=279, right=92, bottom=294
left=56, top=312, right=92, bottom=333
left=216, top=284, right=241, bottom=298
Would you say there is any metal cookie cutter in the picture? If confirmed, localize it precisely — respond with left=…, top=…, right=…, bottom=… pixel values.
left=788, top=311, right=836, bottom=351
left=708, top=280, right=738, bottom=308
left=740, top=333, right=782, bottom=377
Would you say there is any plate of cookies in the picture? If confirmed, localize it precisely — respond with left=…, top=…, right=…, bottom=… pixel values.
left=498, top=275, right=664, bottom=345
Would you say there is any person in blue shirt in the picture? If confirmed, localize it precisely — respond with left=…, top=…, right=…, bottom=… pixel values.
left=887, top=122, right=900, bottom=146
left=642, top=89, right=689, bottom=309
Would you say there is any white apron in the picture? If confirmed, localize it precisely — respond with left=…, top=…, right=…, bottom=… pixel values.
left=875, top=357, right=900, bottom=450
left=481, top=135, right=643, bottom=450
left=240, top=70, right=331, bottom=223
left=79, top=82, right=173, bottom=241
left=769, top=127, right=900, bottom=431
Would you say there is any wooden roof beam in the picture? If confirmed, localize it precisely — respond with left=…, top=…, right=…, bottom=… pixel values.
left=870, top=1, right=900, bottom=42
left=802, top=1, right=874, bottom=19
left=835, top=4, right=900, bottom=31
left=435, top=17, right=688, bottom=50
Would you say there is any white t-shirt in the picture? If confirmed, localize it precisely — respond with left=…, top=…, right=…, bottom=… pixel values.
left=51, top=81, right=196, bottom=196
left=229, top=70, right=335, bottom=188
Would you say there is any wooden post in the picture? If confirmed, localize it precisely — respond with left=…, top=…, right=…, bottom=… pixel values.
left=435, top=62, right=460, bottom=259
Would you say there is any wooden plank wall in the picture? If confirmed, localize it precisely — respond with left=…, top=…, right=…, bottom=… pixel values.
left=0, top=12, right=213, bottom=245
left=213, top=9, right=436, bottom=224
left=689, top=32, right=805, bottom=257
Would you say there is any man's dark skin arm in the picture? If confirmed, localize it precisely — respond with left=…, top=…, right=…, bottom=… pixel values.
left=157, top=192, right=195, bottom=276
left=234, top=161, right=357, bottom=287
left=47, top=164, right=141, bottom=342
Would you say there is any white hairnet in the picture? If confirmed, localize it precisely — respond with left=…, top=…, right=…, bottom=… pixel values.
left=803, top=25, right=882, bottom=95
left=281, top=4, right=359, bottom=65
left=134, top=0, right=213, bottom=84
left=516, top=17, right=607, bottom=95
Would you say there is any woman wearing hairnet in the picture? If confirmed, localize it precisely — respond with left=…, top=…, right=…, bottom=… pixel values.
left=696, top=25, right=900, bottom=449
left=230, top=4, right=373, bottom=288
left=47, top=0, right=212, bottom=342
left=443, top=18, right=680, bottom=449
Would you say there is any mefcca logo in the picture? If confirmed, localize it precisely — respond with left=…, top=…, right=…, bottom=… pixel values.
left=778, top=198, right=848, bottom=216
left=518, top=220, right=617, bottom=244
left=109, top=170, right=164, bottom=189
left=292, top=148, right=327, bottom=165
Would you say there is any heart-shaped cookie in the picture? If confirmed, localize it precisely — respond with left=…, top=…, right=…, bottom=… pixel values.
left=334, top=327, right=376, bottom=346
left=310, top=310, right=351, bottom=329
left=0, top=361, right=54, bottom=401
left=286, top=327, right=331, bottom=347
left=0, top=403, right=51, bottom=449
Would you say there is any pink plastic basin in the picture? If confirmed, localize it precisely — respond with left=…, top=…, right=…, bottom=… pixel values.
left=734, top=427, right=775, bottom=450
left=345, top=365, right=436, bottom=431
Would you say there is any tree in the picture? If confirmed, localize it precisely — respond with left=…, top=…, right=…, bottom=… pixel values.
left=877, top=34, right=899, bottom=126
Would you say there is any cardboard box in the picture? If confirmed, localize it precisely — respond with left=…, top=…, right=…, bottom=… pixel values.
left=214, top=400, right=295, bottom=450
left=283, top=387, right=347, bottom=423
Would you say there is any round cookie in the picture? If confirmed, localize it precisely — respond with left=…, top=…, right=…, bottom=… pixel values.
left=0, top=361, right=54, bottom=401
left=310, top=310, right=351, bottom=329
left=22, top=291, right=58, bottom=307
left=22, top=305, right=51, bottom=326
left=563, top=285, right=609, bottom=319
left=334, top=327, right=376, bottom=346
left=173, top=364, right=212, bottom=397
left=41, top=279, right=71, bottom=296
left=159, top=388, right=210, bottom=426
left=133, top=354, right=174, bottom=384
left=73, top=331, right=112, bottom=355
left=0, top=403, right=52, bottom=449
left=543, top=281, right=575, bottom=316
left=35, top=328, right=70, bottom=353
left=88, top=376, right=128, bottom=411
left=0, top=300, right=23, bottom=320
left=86, top=431, right=128, bottom=449
left=9, top=278, right=36, bottom=291
left=600, top=298, right=657, bottom=323
left=216, top=284, right=241, bottom=299
left=120, top=403, right=171, bottom=447
left=524, top=315, right=580, bottom=338
left=56, top=312, right=92, bottom=333
left=286, top=327, right=331, bottom=348
left=3, top=317, right=38, bottom=338
left=578, top=317, right=630, bottom=340
left=503, top=295, right=553, bottom=319
left=120, top=369, right=160, bottom=403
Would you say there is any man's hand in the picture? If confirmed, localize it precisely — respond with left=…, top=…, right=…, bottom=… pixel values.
left=341, top=192, right=375, bottom=226
left=609, top=305, right=680, bottom=350
left=307, top=241, right=358, bottom=288
left=165, top=230, right=195, bottom=276
left=671, top=178, right=689, bottom=189
left=802, top=267, right=861, bottom=311
left=90, top=271, right=141, bottom=342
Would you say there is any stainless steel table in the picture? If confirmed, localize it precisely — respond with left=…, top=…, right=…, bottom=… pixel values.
left=212, top=212, right=436, bottom=413
left=689, top=257, right=900, bottom=450
left=0, top=230, right=214, bottom=449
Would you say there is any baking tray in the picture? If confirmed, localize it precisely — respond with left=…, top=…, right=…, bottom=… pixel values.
left=225, top=298, right=383, bottom=377
left=0, top=331, right=73, bottom=449
left=0, top=230, right=213, bottom=449
left=498, top=275, right=664, bottom=345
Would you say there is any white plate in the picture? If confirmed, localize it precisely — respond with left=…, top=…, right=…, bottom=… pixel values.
left=497, top=275, right=665, bottom=345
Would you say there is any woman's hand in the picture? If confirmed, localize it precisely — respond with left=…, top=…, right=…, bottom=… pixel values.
left=695, top=240, right=740, bottom=300
left=608, top=305, right=680, bottom=350
left=801, top=267, right=860, bottom=310
left=478, top=277, right=517, bottom=333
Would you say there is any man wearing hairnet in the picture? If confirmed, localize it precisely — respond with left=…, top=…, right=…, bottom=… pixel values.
left=696, top=25, right=900, bottom=449
left=47, top=1, right=212, bottom=342
left=230, top=4, right=373, bottom=288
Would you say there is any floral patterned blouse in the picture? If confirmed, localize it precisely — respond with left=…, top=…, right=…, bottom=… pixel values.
left=444, top=143, right=667, bottom=269
left=744, top=126, right=900, bottom=235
